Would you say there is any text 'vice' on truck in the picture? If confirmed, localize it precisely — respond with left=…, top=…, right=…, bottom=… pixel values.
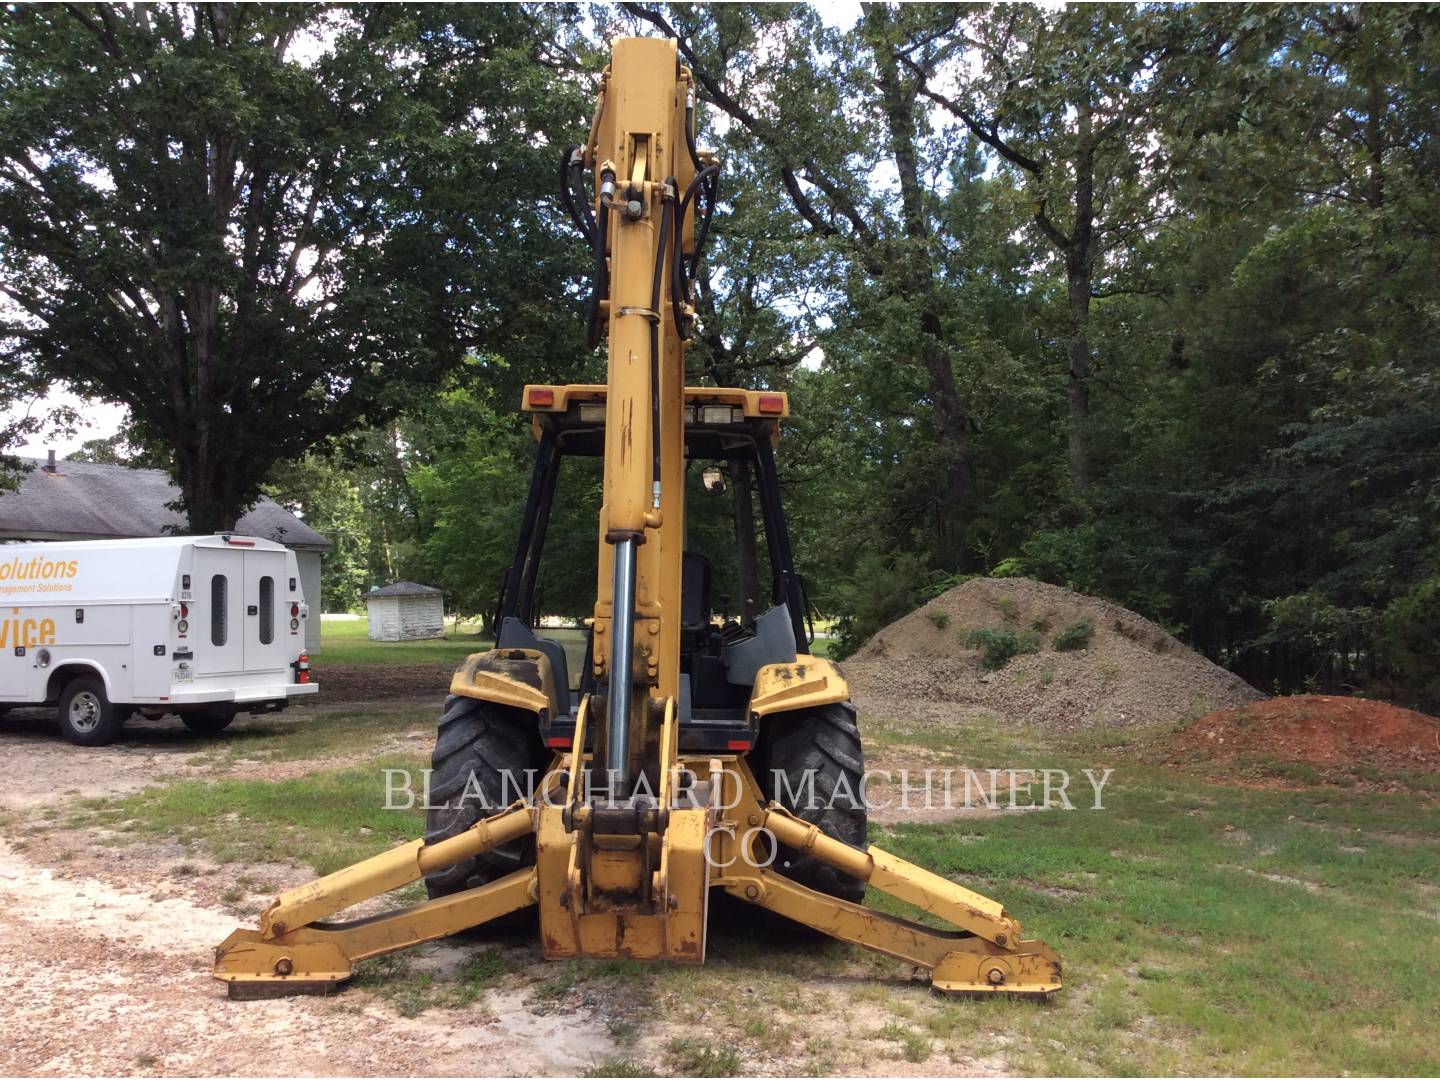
left=0, top=534, right=317, bottom=746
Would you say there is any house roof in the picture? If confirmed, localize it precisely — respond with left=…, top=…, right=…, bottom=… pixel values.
left=367, top=580, right=445, bottom=598
left=0, top=457, right=331, bottom=551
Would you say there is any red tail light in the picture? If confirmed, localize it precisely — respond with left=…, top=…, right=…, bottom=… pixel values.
left=296, top=652, right=310, bottom=684
left=527, top=387, right=555, bottom=408
left=757, top=394, right=784, bottom=415
left=179, top=603, right=188, bottom=618
left=290, top=603, right=299, bottom=617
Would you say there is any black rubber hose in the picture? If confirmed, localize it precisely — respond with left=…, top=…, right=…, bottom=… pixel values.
left=587, top=197, right=609, bottom=351
left=684, top=103, right=703, bottom=172
left=575, top=160, right=598, bottom=248
left=671, top=164, right=719, bottom=340
left=682, top=105, right=720, bottom=278
left=558, top=145, right=593, bottom=247
left=690, top=167, right=718, bottom=279
left=650, top=189, right=675, bottom=498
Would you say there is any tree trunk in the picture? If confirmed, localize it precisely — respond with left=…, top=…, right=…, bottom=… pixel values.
left=1065, top=260, right=1092, bottom=489
left=1064, top=102, right=1097, bottom=490
left=729, top=458, right=761, bottom=626
left=174, top=445, right=242, bottom=533
left=871, top=12, right=972, bottom=517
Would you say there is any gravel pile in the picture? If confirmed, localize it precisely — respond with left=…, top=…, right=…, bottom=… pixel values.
left=844, top=577, right=1262, bottom=730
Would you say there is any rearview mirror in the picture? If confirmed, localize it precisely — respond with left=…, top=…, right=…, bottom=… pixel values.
left=701, top=466, right=726, bottom=496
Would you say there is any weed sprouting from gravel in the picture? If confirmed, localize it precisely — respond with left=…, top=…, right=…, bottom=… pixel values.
left=1053, top=619, right=1095, bottom=651
left=965, top=627, right=1041, bottom=671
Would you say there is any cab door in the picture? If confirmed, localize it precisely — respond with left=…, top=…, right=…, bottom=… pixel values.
left=243, top=549, right=290, bottom=673
left=193, top=547, right=244, bottom=675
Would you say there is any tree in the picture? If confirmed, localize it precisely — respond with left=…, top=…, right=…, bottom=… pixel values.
left=904, top=4, right=1268, bottom=487
left=264, top=453, right=371, bottom=612
left=0, top=4, right=589, bottom=530
left=624, top=3, right=979, bottom=545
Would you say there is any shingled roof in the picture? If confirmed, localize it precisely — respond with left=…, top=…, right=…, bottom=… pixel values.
left=0, top=457, right=330, bottom=551
left=367, top=580, right=444, bottom=597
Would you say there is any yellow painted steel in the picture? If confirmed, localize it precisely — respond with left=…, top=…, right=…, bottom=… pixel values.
left=449, top=647, right=559, bottom=719
left=210, top=35, right=1061, bottom=1003
left=747, top=658, right=852, bottom=719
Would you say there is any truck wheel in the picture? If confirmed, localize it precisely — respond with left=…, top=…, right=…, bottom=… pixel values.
left=759, top=701, right=868, bottom=903
left=57, top=676, right=127, bottom=747
left=182, top=704, right=237, bottom=734
left=424, top=696, right=547, bottom=903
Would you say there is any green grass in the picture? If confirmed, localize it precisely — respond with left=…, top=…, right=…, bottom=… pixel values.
left=352, top=947, right=522, bottom=1017
left=317, top=616, right=492, bottom=666
left=858, top=729, right=1440, bottom=1075
left=665, top=1036, right=742, bottom=1077
left=582, top=1059, right=655, bottom=1078
left=74, top=753, right=429, bottom=874
left=59, top=706, right=1440, bottom=1075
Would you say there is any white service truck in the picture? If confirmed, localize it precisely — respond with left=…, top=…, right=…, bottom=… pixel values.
left=0, top=535, right=317, bottom=745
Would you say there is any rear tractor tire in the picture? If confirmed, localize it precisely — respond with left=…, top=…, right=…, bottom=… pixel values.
left=759, top=701, right=868, bottom=903
left=424, top=695, right=547, bottom=903
left=57, top=676, right=128, bottom=747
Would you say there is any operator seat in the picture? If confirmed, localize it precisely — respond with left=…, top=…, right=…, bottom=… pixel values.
left=680, top=551, right=712, bottom=650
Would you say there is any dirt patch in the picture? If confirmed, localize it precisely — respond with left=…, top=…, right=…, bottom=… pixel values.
left=314, top=661, right=454, bottom=704
left=0, top=837, right=621, bottom=1077
left=845, top=577, right=1261, bottom=730
left=1154, top=694, right=1440, bottom=776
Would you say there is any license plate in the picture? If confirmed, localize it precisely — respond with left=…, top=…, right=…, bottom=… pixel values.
left=173, top=669, right=194, bottom=684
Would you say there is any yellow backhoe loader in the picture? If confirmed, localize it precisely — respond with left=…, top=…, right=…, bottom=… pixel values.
left=213, top=36, right=1061, bottom=1001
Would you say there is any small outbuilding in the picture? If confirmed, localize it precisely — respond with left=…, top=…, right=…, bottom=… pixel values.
left=365, top=581, right=446, bottom=641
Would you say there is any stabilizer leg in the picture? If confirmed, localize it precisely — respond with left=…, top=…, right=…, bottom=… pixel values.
left=213, top=801, right=537, bottom=997
left=712, top=765, right=1062, bottom=998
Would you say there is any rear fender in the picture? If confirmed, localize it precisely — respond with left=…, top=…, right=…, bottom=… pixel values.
left=747, top=658, right=850, bottom=721
left=450, top=648, right=559, bottom=722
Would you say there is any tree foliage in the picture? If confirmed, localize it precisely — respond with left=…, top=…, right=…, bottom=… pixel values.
left=0, top=3, right=589, bottom=529
left=8, top=4, right=1440, bottom=711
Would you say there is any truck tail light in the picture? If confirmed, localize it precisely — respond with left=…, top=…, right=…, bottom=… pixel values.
left=179, top=603, right=188, bottom=618
left=290, top=603, right=299, bottom=617
left=295, top=653, right=310, bottom=684
left=758, top=394, right=785, bottom=415
left=527, top=387, right=555, bottom=408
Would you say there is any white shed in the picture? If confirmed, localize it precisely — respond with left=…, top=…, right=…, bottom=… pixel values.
left=365, top=581, right=445, bottom=641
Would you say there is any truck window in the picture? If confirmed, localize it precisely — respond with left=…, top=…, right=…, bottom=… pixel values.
left=211, top=575, right=228, bottom=646
left=259, top=576, right=275, bottom=645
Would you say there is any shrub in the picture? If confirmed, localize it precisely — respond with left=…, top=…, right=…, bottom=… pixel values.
left=1053, top=619, right=1095, bottom=651
left=965, top=627, right=1041, bottom=671
left=927, top=610, right=951, bottom=630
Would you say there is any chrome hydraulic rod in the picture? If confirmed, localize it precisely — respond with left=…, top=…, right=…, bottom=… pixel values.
left=606, top=535, right=638, bottom=789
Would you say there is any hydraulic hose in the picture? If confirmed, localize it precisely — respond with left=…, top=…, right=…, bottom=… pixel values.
left=650, top=185, right=675, bottom=506
left=670, top=164, right=719, bottom=341
left=588, top=168, right=615, bottom=351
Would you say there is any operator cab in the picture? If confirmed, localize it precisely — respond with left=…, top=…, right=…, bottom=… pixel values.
left=494, top=384, right=815, bottom=753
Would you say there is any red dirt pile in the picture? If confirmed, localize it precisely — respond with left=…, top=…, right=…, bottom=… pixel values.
left=1160, top=694, right=1440, bottom=771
